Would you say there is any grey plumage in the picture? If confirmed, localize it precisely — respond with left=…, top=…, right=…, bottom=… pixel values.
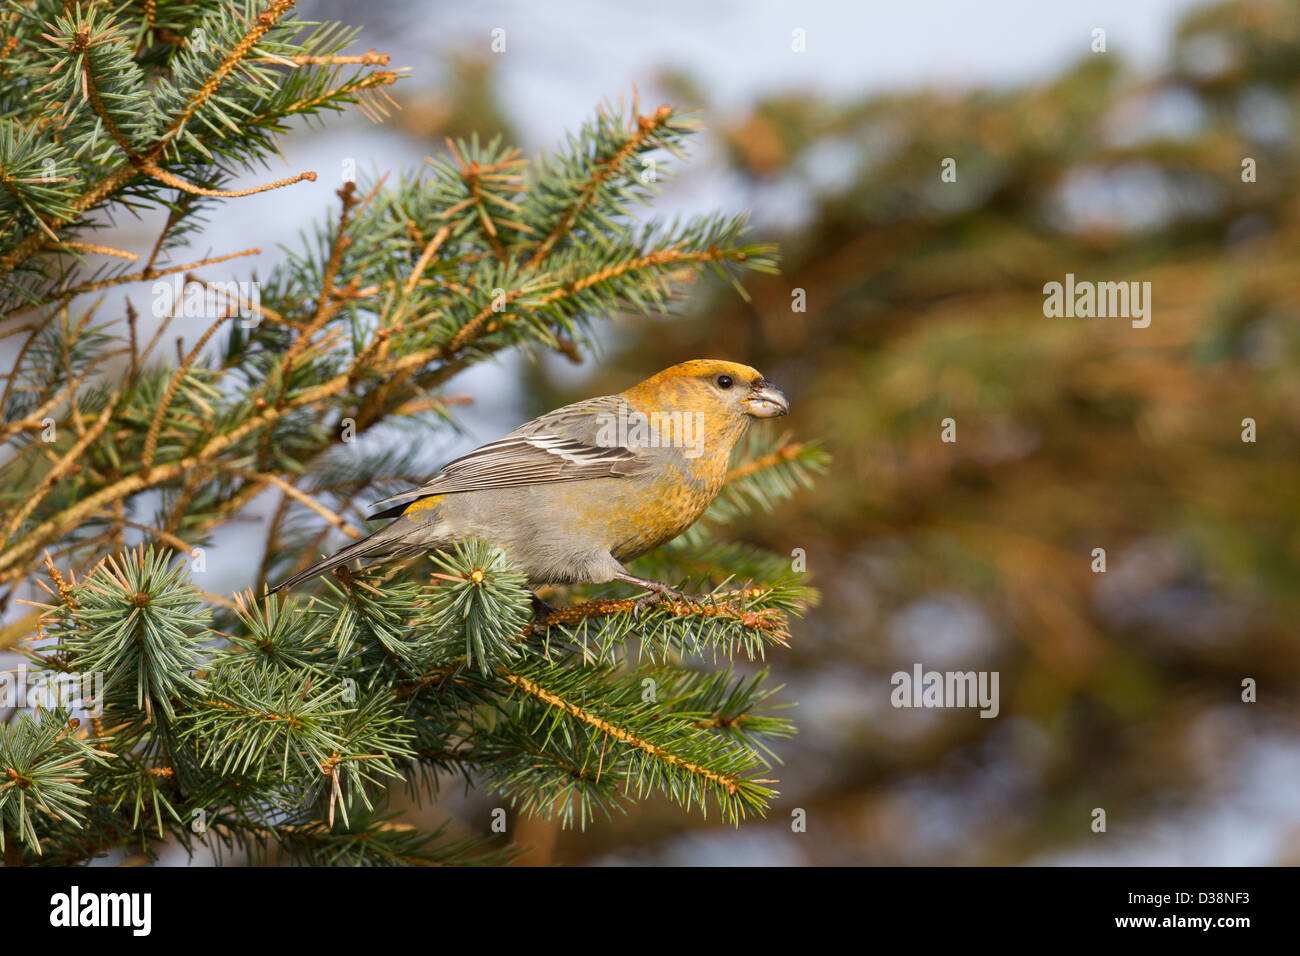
left=269, top=394, right=652, bottom=593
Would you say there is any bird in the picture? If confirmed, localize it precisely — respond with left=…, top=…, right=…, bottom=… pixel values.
left=267, top=359, right=789, bottom=605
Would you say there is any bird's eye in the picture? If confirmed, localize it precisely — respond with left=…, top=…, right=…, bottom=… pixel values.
left=716, top=374, right=733, bottom=390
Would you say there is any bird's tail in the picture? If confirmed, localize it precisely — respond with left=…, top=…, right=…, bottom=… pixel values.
left=267, top=531, right=392, bottom=595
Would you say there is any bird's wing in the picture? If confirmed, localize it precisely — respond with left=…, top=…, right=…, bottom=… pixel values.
left=366, top=394, right=650, bottom=518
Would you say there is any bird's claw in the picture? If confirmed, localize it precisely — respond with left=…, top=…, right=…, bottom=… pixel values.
left=632, top=591, right=660, bottom=611
left=633, top=586, right=685, bottom=612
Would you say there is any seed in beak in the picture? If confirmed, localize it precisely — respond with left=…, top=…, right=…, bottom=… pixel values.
left=743, top=381, right=789, bottom=418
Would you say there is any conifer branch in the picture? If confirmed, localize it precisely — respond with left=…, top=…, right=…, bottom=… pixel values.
left=497, top=668, right=742, bottom=794
left=3, top=248, right=261, bottom=323
left=524, top=103, right=675, bottom=269
left=0, top=1, right=803, bottom=861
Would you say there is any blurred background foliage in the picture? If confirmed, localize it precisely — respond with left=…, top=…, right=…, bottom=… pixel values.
left=235, top=0, right=1300, bottom=863
left=603, top=0, right=1300, bottom=865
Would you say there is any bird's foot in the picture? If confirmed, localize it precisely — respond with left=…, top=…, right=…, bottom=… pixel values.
left=615, top=571, right=712, bottom=614
left=633, top=586, right=685, bottom=610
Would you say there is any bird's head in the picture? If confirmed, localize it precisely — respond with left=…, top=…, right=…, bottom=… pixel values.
left=622, top=359, right=789, bottom=422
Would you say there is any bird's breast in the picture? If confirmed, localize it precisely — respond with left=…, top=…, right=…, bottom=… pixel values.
left=601, top=463, right=722, bottom=562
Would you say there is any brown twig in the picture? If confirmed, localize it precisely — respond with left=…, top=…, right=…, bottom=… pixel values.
left=248, top=50, right=389, bottom=66
left=726, top=441, right=805, bottom=483
left=524, top=592, right=788, bottom=640
left=140, top=311, right=230, bottom=476
left=225, top=469, right=363, bottom=540
left=138, top=161, right=316, bottom=198
left=3, top=387, right=123, bottom=543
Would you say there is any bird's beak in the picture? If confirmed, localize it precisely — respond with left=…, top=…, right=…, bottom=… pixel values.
left=742, top=379, right=789, bottom=418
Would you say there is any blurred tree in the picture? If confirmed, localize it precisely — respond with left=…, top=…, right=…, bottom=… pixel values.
left=572, top=0, right=1300, bottom=863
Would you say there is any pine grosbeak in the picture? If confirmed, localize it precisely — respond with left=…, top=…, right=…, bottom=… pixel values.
left=268, top=359, right=788, bottom=600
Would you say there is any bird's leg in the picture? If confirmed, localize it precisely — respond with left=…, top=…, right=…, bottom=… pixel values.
left=529, top=591, right=556, bottom=626
left=614, top=571, right=687, bottom=609
left=525, top=590, right=556, bottom=629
